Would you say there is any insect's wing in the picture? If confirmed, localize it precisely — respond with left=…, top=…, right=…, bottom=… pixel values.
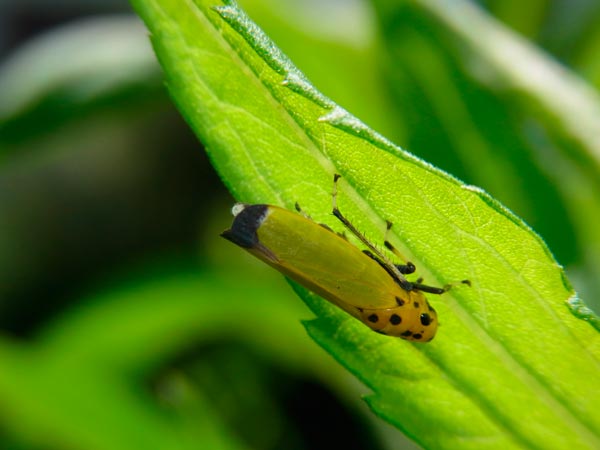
left=251, top=206, right=403, bottom=311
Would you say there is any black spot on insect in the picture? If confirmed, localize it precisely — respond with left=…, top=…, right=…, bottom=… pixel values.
left=400, top=330, right=412, bottom=337
left=413, top=301, right=420, bottom=308
left=357, top=307, right=364, bottom=313
left=368, top=314, right=379, bottom=323
left=390, top=314, right=402, bottom=325
left=420, top=313, right=432, bottom=326
left=395, top=296, right=405, bottom=306
left=412, top=333, right=422, bottom=340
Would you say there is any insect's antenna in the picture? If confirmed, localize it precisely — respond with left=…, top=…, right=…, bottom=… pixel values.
left=331, top=174, right=412, bottom=290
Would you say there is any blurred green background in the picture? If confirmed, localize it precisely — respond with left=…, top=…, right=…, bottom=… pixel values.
left=1, top=0, right=599, bottom=449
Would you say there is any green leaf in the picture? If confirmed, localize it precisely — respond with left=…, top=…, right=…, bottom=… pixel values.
left=0, top=267, right=325, bottom=450
left=370, top=0, right=600, bottom=306
left=236, top=0, right=404, bottom=143
left=130, top=0, right=600, bottom=448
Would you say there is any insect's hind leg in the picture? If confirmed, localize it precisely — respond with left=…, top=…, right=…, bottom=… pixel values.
left=384, top=220, right=416, bottom=274
left=331, top=174, right=377, bottom=253
left=412, top=279, right=471, bottom=295
left=332, top=175, right=470, bottom=295
left=362, top=250, right=401, bottom=282
left=411, top=282, right=446, bottom=295
left=332, top=175, right=414, bottom=274
left=331, top=175, right=389, bottom=260
left=332, top=174, right=413, bottom=290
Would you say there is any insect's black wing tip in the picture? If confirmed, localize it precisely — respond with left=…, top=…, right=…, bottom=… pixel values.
left=221, top=204, right=269, bottom=249
left=220, top=228, right=233, bottom=240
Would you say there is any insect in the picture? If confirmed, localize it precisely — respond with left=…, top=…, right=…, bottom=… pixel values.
left=221, top=174, right=468, bottom=342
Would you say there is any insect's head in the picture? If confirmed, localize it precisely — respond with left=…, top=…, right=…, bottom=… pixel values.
left=357, top=293, right=438, bottom=342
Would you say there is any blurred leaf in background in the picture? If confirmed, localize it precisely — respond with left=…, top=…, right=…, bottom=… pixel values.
left=0, top=1, right=406, bottom=449
left=0, top=0, right=599, bottom=449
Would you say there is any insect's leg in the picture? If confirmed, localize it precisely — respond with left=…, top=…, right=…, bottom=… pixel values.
left=332, top=175, right=390, bottom=259
left=332, top=174, right=413, bottom=290
left=411, top=283, right=446, bottom=295
left=362, top=250, right=401, bottom=281
left=384, top=215, right=471, bottom=292
left=384, top=221, right=416, bottom=274
left=412, top=279, right=471, bottom=295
